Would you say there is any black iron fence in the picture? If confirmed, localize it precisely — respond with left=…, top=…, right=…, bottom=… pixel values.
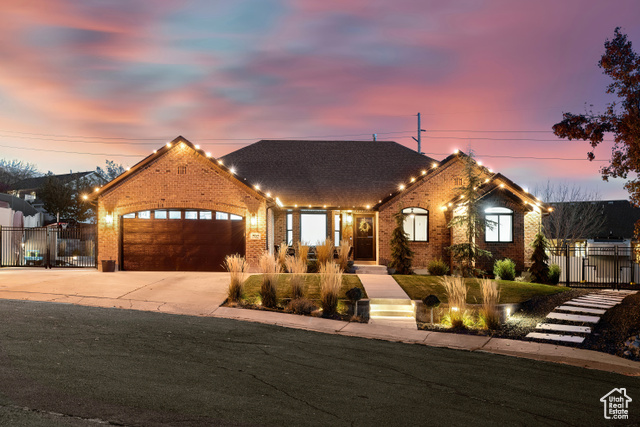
left=549, top=245, right=640, bottom=289
left=0, top=226, right=96, bottom=268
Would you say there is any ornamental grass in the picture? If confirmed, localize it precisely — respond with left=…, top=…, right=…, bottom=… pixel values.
left=296, top=241, right=309, bottom=264
left=479, top=278, right=501, bottom=330
left=224, top=254, right=249, bottom=303
left=440, top=276, right=468, bottom=328
left=276, top=242, right=289, bottom=272
left=337, top=239, right=350, bottom=272
left=285, top=255, right=307, bottom=300
left=316, top=238, right=335, bottom=266
left=259, top=252, right=280, bottom=308
left=319, top=261, right=342, bottom=316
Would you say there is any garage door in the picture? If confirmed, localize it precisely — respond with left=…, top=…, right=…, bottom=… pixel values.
left=122, top=209, right=245, bottom=271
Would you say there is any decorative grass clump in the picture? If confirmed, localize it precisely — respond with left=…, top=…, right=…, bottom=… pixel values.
left=337, top=239, right=350, bottom=272
left=440, top=276, right=468, bottom=328
left=296, top=241, right=309, bottom=264
left=319, top=262, right=342, bottom=316
left=224, top=254, right=249, bottom=303
left=493, top=258, right=516, bottom=281
left=259, top=252, right=280, bottom=308
left=478, top=278, right=501, bottom=330
left=277, top=242, right=289, bottom=272
left=286, top=298, right=317, bottom=315
left=285, top=255, right=307, bottom=300
left=316, top=238, right=335, bottom=266
left=427, top=258, right=449, bottom=276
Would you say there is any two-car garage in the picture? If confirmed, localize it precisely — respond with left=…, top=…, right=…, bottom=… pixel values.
left=121, top=209, right=245, bottom=272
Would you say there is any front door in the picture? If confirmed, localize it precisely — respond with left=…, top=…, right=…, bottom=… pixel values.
left=353, top=215, right=375, bottom=261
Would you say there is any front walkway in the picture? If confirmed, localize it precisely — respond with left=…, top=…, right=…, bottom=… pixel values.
left=357, top=273, right=417, bottom=329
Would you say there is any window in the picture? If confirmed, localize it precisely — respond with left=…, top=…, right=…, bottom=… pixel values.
left=402, top=207, right=428, bottom=241
left=185, top=211, right=198, bottom=220
left=334, top=214, right=342, bottom=246
left=169, top=210, right=181, bottom=219
left=216, top=212, right=229, bottom=220
left=154, top=210, right=167, bottom=219
left=286, top=213, right=293, bottom=245
left=230, top=214, right=243, bottom=221
left=122, top=213, right=135, bottom=219
left=199, top=211, right=212, bottom=220
left=300, top=211, right=327, bottom=245
left=485, top=207, right=513, bottom=242
left=138, top=210, right=151, bottom=219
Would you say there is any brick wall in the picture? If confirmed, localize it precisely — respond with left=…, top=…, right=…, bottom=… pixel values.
left=96, top=143, right=267, bottom=270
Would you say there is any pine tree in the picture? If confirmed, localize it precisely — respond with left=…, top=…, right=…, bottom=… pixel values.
left=389, top=208, right=414, bottom=274
left=447, top=152, right=492, bottom=276
left=530, top=232, right=550, bottom=283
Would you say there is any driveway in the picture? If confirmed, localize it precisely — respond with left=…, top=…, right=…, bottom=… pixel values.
left=0, top=268, right=230, bottom=316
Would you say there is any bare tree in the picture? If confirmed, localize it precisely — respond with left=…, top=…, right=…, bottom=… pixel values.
left=534, top=181, right=606, bottom=245
left=0, top=159, right=40, bottom=192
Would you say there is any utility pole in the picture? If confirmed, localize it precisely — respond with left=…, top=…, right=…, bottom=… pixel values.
left=412, top=112, right=426, bottom=154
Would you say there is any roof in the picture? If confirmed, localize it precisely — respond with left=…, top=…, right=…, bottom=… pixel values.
left=11, top=171, right=96, bottom=191
left=0, top=193, right=38, bottom=216
left=550, top=200, right=640, bottom=239
left=220, top=140, right=436, bottom=207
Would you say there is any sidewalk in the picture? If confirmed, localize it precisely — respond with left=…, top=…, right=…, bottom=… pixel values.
left=210, top=305, right=640, bottom=377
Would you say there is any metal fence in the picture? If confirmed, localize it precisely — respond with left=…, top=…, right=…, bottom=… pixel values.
left=0, top=226, right=96, bottom=268
left=549, top=245, right=640, bottom=289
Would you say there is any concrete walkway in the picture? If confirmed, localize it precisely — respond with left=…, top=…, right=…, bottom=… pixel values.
left=357, top=273, right=411, bottom=299
left=1, top=268, right=639, bottom=376
left=357, top=274, right=416, bottom=329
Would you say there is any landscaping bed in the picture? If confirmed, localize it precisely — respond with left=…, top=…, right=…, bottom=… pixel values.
left=224, top=273, right=369, bottom=321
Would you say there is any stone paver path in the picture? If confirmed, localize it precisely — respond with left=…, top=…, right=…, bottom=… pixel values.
left=526, top=289, right=636, bottom=344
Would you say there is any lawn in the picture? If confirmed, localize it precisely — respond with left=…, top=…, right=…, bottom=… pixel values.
left=243, top=273, right=366, bottom=300
left=393, top=275, right=569, bottom=304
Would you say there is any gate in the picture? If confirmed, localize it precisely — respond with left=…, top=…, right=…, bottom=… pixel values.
left=549, top=244, right=640, bottom=290
left=0, top=226, right=97, bottom=268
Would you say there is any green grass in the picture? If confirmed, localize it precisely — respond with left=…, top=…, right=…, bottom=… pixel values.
left=393, top=275, right=568, bottom=304
left=243, top=274, right=366, bottom=300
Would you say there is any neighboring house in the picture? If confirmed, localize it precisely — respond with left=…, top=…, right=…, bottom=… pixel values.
left=0, top=193, right=43, bottom=227
left=9, top=171, right=103, bottom=223
left=94, top=136, right=548, bottom=272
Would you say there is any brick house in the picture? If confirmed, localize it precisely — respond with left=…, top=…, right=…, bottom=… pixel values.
left=95, top=136, right=547, bottom=272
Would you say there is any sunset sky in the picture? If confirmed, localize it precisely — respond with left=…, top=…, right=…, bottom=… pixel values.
left=0, top=0, right=639, bottom=199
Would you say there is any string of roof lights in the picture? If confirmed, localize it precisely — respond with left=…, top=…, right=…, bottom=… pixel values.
left=84, top=144, right=552, bottom=215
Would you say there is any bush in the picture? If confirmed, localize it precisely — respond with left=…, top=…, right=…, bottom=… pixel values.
left=530, top=232, right=550, bottom=283
left=286, top=298, right=317, bottom=315
left=493, top=258, right=516, bottom=281
left=440, top=276, right=468, bottom=328
left=427, top=258, right=449, bottom=276
left=259, top=252, right=280, bottom=308
left=224, top=254, right=249, bottom=303
left=478, top=278, right=501, bottom=330
left=319, top=262, right=342, bottom=316
left=548, top=264, right=561, bottom=285
left=389, top=209, right=413, bottom=274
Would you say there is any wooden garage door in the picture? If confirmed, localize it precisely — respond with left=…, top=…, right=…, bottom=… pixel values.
left=122, top=209, right=245, bottom=271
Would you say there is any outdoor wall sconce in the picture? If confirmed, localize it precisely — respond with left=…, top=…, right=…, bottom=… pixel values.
left=250, top=213, right=258, bottom=227
left=105, top=214, right=114, bottom=225
left=346, top=214, right=353, bottom=225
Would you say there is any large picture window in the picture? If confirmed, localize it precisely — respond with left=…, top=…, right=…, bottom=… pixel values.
left=402, top=207, right=428, bottom=242
left=485, top=207, right=513, bottom=242
left=300, top=211, right=327, bottom=245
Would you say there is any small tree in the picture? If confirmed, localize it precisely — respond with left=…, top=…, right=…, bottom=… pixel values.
left=95, top=160, right=126, bottom=182
left=530, top=232, right=550, bottom=283
left=389, top=208, right=413, bottom=274
left=447, top=152, right=491, bottom=276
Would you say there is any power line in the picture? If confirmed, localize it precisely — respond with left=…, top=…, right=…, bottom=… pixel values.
left=422, top=152, right=609, bottom=162
left=0, top=144, right=145, bottom=157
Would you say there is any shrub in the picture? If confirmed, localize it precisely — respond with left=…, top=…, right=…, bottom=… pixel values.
left=478, top=278, right=501, bottom=330
left=316, top=238, right=335, bottom=266
left=319, top=262, right=342, bottom=316
left=224, top=254, right=249, bottom=303
left=276, top=242, right=289, bottom=271
left=296, top=241, right=309, bottom=264
left=286, top=298, right=317, bottom=315
left=389, top=209, right=413, bottom=274
left=530, top=232, right=550, bottom=283
left=285, top=255, right=307, bottom=299
left=439, top=276, right=468, bottom=328
left=493, top=258, right=516, bottom=281
left=427, top=258, right=449, bottom=276
left=259, top=252, right=280, bottom=308
left=548, top=264, right=561, bottom=285
left=337, top=239, right=350, bottom=272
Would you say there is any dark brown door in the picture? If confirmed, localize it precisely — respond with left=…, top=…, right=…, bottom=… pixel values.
left=122, top=212, right=245, bottom=271
left=353, top=215, right=375, bottom=261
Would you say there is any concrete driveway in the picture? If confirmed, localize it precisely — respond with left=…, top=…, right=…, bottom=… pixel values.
left=0, top=268, right=230, bottom=316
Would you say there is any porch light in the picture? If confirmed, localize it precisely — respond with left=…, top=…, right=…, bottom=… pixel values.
left=105, top=214, right=114, bottom=225
left=195, top=144, right=200, bottom=149
left=346, top=214, right=353, bottom=224
left=250, top=214, right=258, bottom=226
left=440, top=206, right=447, bottom=211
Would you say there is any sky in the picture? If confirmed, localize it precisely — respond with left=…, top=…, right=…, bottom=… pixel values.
left=0, top=0, right=639, bottom=200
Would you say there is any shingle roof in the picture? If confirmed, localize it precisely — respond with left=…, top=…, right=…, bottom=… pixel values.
left=11, top=171, right=96, bottom=191
left=220, top=140, right=436, bottom=207
left=0, top=193, right=38, bottom=216
left=550, top=200, right=640, bottom=240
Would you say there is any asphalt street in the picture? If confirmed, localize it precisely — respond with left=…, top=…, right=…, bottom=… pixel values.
left=0, top=299, right=638, bottom=426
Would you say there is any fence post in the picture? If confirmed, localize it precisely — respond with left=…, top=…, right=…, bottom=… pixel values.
left=565, top=243, right=570, bottom=287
